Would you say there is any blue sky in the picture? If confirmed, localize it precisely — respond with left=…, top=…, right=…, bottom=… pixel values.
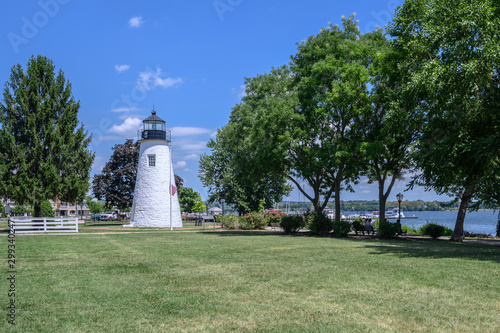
left=0, top=0, right=453, bottom=203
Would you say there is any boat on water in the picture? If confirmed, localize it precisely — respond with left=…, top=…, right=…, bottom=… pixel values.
left=385, top=208, right=405, bottom=218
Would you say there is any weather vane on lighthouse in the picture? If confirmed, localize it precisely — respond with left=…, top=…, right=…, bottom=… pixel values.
left=125, top=108, right=182, bottom=229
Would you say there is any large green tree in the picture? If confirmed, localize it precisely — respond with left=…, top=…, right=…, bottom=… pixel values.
left=199, top=121, right=291, bottom=215
left=0, top=55, right=94, bottom=217
left=358, top=29, right=423, bottom=223
left=389, top=0, right=500, bottom=241
left=225, top=16, right=376, bottom=217
left=178, top=186, right=204, bottom=213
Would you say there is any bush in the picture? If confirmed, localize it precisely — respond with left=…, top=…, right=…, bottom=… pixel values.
left=332, top=220, right=351, bottom=237
left=281, top=215, right=305, bottom=234
left=307, top=212, right=332, bottom=236
left=263, top=210, right=286, bottom=226
left=218, top=215, right=238, bottom=229
left=240, top=212, right=267, bottom=230
left=41, top=200, right=55, bottom=217
left=419, top=222, right=446, bottom=239
left=351, top=218, right=364, bottom=234
left=378, top=221, right=399, bottom=239
left=401, top=224, right=417, bottom=234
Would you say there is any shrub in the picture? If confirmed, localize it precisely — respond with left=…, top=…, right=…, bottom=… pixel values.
left=351, top=218, right=364, bottom=234
left=240, top=212, right=267, bottom=230
left=307, top=212, right=332, bottom=236
left=281, top=215, right=305, bottom=234
left=401, top=224, right=417, bottom=234
left=263, top=210, right=286, bottom=226
left=218, top=215, right=238, bottom=229
left=378, top=221, right=399, bottom=239
left=442, top=226, right=453, bottom=236
left=332, top=220, right=351, bottom=237
left=41, top=200, right=55, bottom=217
left=419, top=222, right=445, bottom=239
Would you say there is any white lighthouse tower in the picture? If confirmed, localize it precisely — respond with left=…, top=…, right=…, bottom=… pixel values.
left=127, top=109, right=182, bottom=228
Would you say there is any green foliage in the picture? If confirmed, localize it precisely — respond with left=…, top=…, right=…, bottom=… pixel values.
left=263, top=210, right=286, bottom=226
left=351, top=218, right=364, bottom=233
left=40, top=200, right=54, bottom=218
left=401, top=224, right=417, bottom=234
left=378, top=221, right=399, bottom=239
left=0, top=201, right=4, bottom=217
left=281, top=215, right=306, bottom=234
left=332, top=220, right=351, bottom=238
left=389, top=0, right=500, bottom=239
left=0, top=55, right=94, bottom=217
left=217, top=214, right=238, bottom=229
left=192, top=200, right=206, bottom=213
left=419, top=223, right=446, bottom=239
left=240, top=212, right=267, bottom=230
left=10, top=204, right=31, bottom=216
left=178, top=187, right=203, bottom=213
left=199, top=121, right=291, bottom=215
left=86, top=196, right=105, bottom=221
left=307, top=212, right=332, bottom=236
left=92, top=139, right=139, bottom=209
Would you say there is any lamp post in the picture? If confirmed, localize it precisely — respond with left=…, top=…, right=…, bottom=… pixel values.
left=221, top=199, right=225, bottom=216
left=396, top=193, right=404, bottom=225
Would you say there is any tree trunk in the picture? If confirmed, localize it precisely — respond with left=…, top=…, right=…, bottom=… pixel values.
left=34, top=202, right=41, bottom=217
left=450, top=189, right=474, bottom=242
left=378, top=185, right=386, bottom=224
left=335, top=185, right=342, bottom=222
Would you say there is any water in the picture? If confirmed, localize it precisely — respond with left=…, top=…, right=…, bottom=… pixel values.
left=403, top=211, right=498, bottom=236
left=344, top=210, right=498, bottom=235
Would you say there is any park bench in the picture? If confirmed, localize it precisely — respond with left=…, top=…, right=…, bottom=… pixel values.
left=362, top=219, right=376, bottom=235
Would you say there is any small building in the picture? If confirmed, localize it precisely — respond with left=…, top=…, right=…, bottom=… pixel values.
left=208, top=207, right=222, bottom=215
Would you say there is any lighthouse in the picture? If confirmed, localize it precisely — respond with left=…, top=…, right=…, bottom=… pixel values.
left=127, top=109, right=182, bottom=228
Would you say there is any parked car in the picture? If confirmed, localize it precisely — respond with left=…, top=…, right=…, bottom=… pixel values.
left=100, top=212, right=117, bottom=221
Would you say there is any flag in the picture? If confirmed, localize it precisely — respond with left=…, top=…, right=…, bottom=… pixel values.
left=171, top=185, right=178, bottom=196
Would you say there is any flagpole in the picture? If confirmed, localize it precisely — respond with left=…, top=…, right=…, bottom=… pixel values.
left=170, top=142, right=173, bottom=231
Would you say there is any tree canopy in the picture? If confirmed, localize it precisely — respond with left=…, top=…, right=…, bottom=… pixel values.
left=388, top=0, right=500, bottom=241
left=0, top=55, right=94, bottom=217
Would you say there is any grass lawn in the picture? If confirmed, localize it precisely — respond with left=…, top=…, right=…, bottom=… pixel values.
left=1, top=231, right=499, bottom=332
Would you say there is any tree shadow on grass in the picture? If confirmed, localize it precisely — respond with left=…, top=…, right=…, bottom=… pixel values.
left=355, top=237, right=500, bottom=263
left=202, top=230, right=500, bottom=263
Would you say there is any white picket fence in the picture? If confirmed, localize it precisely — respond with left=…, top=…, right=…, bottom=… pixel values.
left=9, top=217, right=79, bottom=233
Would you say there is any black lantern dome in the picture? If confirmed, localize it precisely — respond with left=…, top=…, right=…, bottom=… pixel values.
left=141, top=109, right=167, bottom=140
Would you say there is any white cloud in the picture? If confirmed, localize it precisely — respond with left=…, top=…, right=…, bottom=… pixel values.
left=136, top=67, right=182, bottom=91
left=171, top=127, right=213, bottom=137
left=129, top=16, right=144, bottom=28
left=109, top=117, right=142, bottom=137
left=184, top=153, right=198, bottom=161
left=114, top=64, right=130, bottom=72
left=173, top=161, right=187, bottom=169
left=111, top=107, right=141, bottom=113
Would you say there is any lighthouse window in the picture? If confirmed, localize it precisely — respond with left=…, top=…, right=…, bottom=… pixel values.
left=148, top=154, right=156, bottom=167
